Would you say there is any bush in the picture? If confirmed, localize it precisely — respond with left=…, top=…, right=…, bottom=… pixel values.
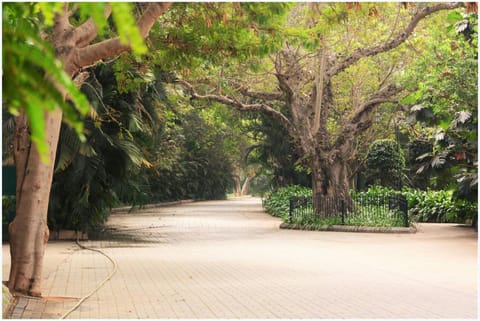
left=262, top=185, right=311, bottom=219
left=365, top=139, right=405, bottom=189
left=352, top=185, right=399, bottom=202
left=402, top=187, right=477, bottom=223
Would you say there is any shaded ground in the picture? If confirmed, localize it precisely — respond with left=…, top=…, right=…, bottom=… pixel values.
left=2, top=197, right=478, bottom=318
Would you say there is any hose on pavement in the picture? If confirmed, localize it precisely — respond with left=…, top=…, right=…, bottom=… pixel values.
left=59, top=237, right=117, bottom=319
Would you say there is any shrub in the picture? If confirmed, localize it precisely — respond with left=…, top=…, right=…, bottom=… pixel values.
left=262, top=185, right=311, bottom=219
left=365, top=139, right=405, bottom=189
left=402, top=187, right=477, bottom=223
left=352, top=185, right=398, bottom=201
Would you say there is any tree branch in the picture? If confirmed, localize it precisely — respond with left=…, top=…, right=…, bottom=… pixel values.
left=177, top=79, right=294, bottom=135
left=71, top=3, right=171, bottom=74
left=73, top=5, right=112, bottom=48
left=237, top=86, right=285, bottom=102
left=334, top=84, right=403, bottom=150
left=349, top=84, right=403, bottom=125
left=328, top=2, right=464, bottom=77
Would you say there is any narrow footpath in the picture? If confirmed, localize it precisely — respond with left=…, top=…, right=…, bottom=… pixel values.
left=2, top=197, right=478, bottom=319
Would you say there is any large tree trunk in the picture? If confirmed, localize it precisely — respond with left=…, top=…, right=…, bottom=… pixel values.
left=7, top=110, right=62, bottom=296
left=7, top=2, right=171, bottom=297
left=311, top=153, right=350, bottom=216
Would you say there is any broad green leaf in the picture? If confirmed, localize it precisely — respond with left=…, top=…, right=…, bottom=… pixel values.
left=447, top=11, right=463, bottom=23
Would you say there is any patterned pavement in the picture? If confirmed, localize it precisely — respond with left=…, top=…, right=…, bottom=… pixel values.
left=2, top=197, right=478, bottom=319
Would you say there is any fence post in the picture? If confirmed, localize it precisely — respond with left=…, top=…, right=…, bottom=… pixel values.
left=340, top=199, right=345, bottom=225
left=289, top=197, right=293, bottom=224
left=402, top=198, right=409, bottom=227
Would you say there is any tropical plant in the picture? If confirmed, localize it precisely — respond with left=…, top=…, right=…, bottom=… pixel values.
left=402, top=187, right=477, bottom=224
left=402, top=9, right=477, bottom=200
left=48, top=62, right=162, bottom=232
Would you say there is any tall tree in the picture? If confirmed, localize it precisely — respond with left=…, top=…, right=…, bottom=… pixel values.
left=4, top=2, right=171, bottom=296
left=179, top=2, right=466, bottom=211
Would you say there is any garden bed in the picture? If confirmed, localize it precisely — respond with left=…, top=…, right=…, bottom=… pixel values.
left=280, top=222, right=416, bottom=233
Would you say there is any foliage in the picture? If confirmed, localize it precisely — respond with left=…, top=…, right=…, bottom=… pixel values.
left=242, top=111, right=311, bottom=191
left=146, top=107, right=235, bottom=202
left=405, top=139, right=433, bottom=189
left=291, top=210, right=406, bottom=228
left=264, top=184, right=477, bottom=227
left=352, top=185, right=399, bottom=202
left=262, top=185, right=312, bottom=219
left=151, top=3, right=291, bottom=72
left=401, top=9, right=477, bottom=199
left=365, top=139, right=405, bottom=189
left=2, top=3, right=148, bottom=161
left=402, top=187, right=477, bottom=224
left=267, top=185, right=409, bottom=227
left=2, top=3, right=89, bottom=161
left=48, top=63, right=160, bottom=232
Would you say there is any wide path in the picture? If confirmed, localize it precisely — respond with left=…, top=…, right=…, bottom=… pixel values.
left=2, top=197, right=478, bottom=318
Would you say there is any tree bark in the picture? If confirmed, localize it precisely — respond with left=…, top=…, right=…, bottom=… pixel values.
left=8, top=2, right=171, bottom=297
left=7, top=110, right=62, bottom=296
left=241, top=176, right=253, bottom=195
left=233, top=176, right=242, bottom=196
left=311, top=152, right=351, bottom=216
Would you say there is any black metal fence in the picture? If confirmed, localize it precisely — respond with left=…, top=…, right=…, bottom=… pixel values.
left=289, top=193, right=409, bottom=227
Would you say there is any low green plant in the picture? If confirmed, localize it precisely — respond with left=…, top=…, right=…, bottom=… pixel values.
left=262, top=185, right=311, bottom=219
left=402, top=187, right=477, bottom=223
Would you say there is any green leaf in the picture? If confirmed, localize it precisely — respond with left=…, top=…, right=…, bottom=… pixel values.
left=447, top=11, right=463, bottom=23
left=35, top=2, right=64, bottom=26
left=23, top=94, right=49, bottom=163
left=400, top=94, right=418, bottom=104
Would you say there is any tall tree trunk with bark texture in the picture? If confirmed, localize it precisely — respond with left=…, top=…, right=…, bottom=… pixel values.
left=7, top=2, right=171, bottom=296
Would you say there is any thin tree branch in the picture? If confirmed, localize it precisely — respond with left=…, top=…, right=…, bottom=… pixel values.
left=349, top=84, right=403, bottom=124
left=237, top=87, right=285, bottom=102
left=177, top=79, right=294, bottom=135
left=334, top=84, right=403, bottom=150
left=328, top=2, right=464, bottom=77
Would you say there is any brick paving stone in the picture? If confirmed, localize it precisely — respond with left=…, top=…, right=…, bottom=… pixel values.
left=2, top=197, right=478, bottom=319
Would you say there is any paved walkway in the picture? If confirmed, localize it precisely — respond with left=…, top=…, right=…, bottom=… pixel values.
left=2, top=197, right=478, bottom=319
